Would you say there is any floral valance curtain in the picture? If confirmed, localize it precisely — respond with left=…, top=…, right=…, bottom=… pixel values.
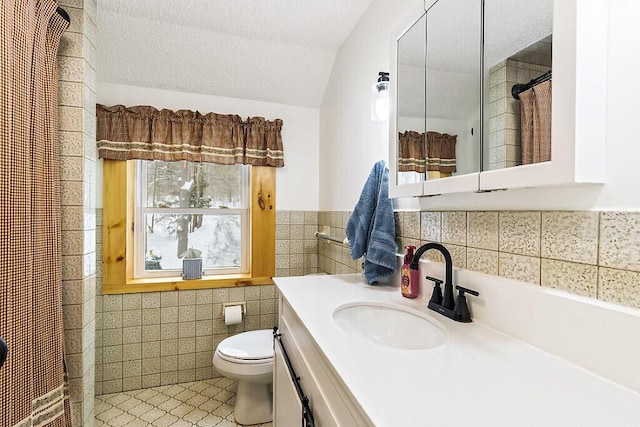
left=397, top=130, right=456, bottom=174
left=96, top=104, right=285, bottom=167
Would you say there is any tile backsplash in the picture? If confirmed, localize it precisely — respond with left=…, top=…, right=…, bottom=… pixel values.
left=315, top=209, right=640, bottom=310
left=93, top=208, right=640, bottom=395
left=394, top=210, right=640, bottom=309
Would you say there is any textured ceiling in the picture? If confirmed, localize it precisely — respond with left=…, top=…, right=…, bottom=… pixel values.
left=97, top=0, right=374, bottom=108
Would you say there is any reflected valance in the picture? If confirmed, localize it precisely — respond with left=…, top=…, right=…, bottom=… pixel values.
left=398, top=130, right=426, bottom=172
left=426, top=131, right=457, bottom=174
left=96, top=104, right=284, bottom=167
left=398, top=130, right=456, bottom=174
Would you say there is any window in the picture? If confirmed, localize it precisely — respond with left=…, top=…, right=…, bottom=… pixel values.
left=102, top=159, right=275, bottom=294
left=135, top=160, right=249, bottom=278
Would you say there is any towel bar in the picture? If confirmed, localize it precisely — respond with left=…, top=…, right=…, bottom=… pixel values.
left=314, top=232, right=348, bottom=246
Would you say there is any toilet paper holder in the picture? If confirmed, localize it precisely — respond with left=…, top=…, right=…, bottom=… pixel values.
left=223, top=301, right=246, bottom=316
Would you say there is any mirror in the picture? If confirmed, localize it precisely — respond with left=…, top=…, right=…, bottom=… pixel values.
left=483, top=0, right=554, bottom=171
left=396, top=12, right=426, bottom=186
left=395, top=0, right=482, bottom=187
left=425, top=0, right=481, bottom=180
left=393, top=0, right=554, bottom=194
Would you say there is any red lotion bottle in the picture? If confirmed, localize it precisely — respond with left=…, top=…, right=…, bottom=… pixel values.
left=401, top=245, right=418, bottom=298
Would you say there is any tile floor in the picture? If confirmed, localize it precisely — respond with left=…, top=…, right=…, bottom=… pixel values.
left=95, top=378, right=272, bottom=427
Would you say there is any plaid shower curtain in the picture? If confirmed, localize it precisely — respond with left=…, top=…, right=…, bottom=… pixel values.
left=1, top=1, right=71, bottom=426
left=519, top=79, right=552, bottom=165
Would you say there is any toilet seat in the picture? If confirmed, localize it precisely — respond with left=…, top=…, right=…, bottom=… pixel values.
left=216, top=351, right=273, bottom=365
left=217, top=329, right=273, bottom=364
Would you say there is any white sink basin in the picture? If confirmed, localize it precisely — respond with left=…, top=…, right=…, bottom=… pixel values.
left=333, top=302, right=447, bottom=350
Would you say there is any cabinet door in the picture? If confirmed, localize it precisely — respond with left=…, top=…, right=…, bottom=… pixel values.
left=479, top=0, right=607, bottom=191
left=389, top=0, right=607, bottom=198
left=274, top=339, right=303, bottom=427
left=389, top=0, right=482, bottom=198
left=422, top=0, right=482, bottom=196
left=389, top=3, right=428, bottom=198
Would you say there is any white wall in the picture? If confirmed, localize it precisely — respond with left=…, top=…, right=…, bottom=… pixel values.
left=320, top=0, right=422, bottom=211
left=320, top=0, right=640, bottom=212
left=97, top=83, right=320, bottom=211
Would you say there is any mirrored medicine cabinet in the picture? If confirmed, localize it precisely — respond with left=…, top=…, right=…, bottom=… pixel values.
left=388, top=0, right=608, bottom=198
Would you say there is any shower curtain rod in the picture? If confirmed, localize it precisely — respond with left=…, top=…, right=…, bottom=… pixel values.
left=512, top=70, right=552, bottom=100
left=56, top=6, right=70, bottom=24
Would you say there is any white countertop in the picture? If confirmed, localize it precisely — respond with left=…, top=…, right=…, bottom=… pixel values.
left=275, top=274, right=640, bottom=427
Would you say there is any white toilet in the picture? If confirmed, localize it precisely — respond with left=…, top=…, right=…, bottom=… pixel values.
left=213, top=329, right=274, bottom=425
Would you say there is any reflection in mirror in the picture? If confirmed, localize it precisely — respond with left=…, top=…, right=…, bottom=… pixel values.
left=425, top=0, right=481, bottom=180
left=484, top=0, right=553, bottom=171
left=396, top=13, right=426, bottom=186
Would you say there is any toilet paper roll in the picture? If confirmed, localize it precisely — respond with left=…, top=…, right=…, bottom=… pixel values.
left=224, top=305, right=243, bottom=326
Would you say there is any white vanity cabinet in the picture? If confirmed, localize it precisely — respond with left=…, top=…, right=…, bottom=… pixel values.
left=274, top=275, right=640, bottom=426
left=273, top=296, right=373, bottom=427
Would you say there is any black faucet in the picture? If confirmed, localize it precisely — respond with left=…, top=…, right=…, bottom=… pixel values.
left=410, top=243, right=455, bottom=308
left=410, top=243, right=479, bottom=323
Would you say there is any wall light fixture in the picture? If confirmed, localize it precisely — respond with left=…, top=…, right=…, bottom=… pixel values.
left=371, top=71, right=390, bottom=122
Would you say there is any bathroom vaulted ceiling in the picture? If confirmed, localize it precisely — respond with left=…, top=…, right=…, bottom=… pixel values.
left=97, top=0, right=374, bottom=108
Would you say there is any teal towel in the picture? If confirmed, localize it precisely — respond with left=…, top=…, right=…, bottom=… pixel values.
left=346, top=161, right=397, bottom=284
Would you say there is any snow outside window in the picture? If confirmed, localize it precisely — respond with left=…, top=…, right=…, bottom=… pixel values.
left=134, top=160, right=250, bottom=278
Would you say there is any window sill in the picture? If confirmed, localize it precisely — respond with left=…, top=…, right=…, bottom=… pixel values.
left=101, top=274, right=274, bottom=295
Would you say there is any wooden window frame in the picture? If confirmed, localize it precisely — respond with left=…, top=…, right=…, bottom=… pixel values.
left=102, top=159, right=275, bottom=294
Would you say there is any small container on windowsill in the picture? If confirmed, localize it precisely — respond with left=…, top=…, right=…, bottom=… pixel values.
left=182, top=258, right=203, bottom=280
left=180, top=248, right=203, bottom=280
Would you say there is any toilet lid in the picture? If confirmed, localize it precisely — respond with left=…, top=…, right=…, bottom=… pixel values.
left=218, top=329, right=273, bottom=361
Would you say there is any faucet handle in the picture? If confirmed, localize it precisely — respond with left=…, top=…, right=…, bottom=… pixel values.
left=456, top=285, right=479, bottom=297
left=453, top=285, right=479, bottom=323
left=425, top=276, right=443, bottom=285
left=426, top=276, right=443, bottom=305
